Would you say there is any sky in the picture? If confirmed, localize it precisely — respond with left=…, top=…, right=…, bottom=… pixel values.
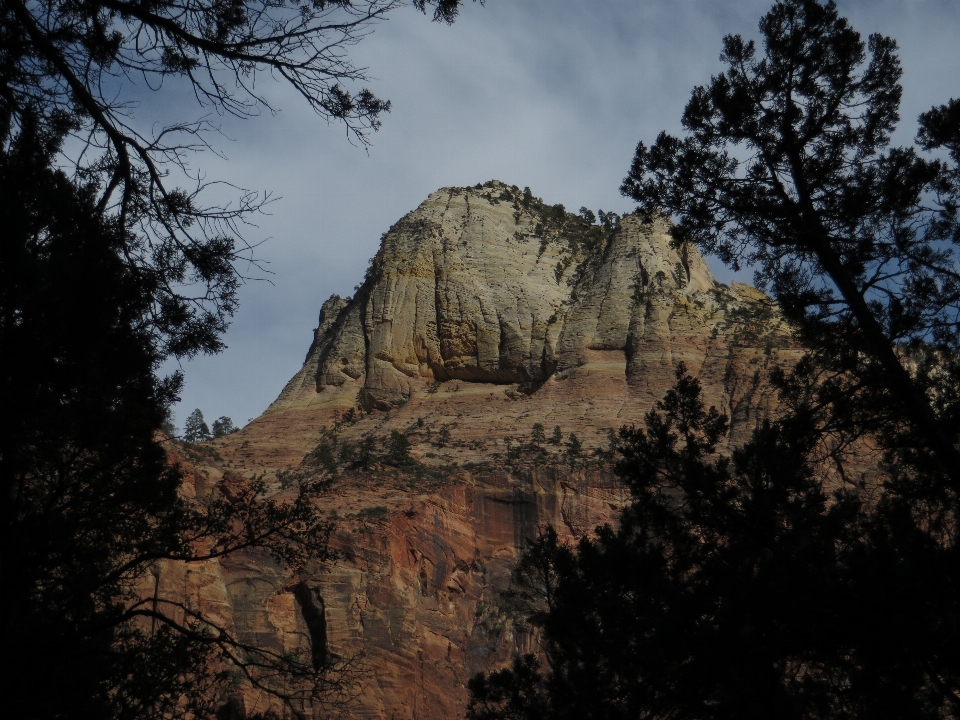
left=159, top=0, right=960, bottom=432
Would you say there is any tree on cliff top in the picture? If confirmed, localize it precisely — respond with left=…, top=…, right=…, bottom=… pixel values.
left=469, top=1, right=959, bottom=718
left=212, top=415, right=238, bottom=438
left=184, top=408, right=212, bottom=442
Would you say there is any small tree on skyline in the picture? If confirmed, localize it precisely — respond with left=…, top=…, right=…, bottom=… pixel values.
left=212, top=416, right=237, bottom=438
left=184, top=409, right=211, bottom=442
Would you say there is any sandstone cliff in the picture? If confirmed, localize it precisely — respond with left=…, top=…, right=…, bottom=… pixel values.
left=171, top=181, right=800, bottom=718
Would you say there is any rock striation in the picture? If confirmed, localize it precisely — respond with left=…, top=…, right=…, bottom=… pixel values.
left=177, top=181, right=800, bottom=719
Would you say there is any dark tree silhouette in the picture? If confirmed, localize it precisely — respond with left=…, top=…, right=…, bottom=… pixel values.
left=0, top=110, right=343, bottom=720
left=385, top=430, right=413, bottom=466
left=184, top=408, right=212, bottom=442
left=1, top=0, right=478, bottom=359
left=3, top=2, right=481, bottom=716
left=212, top=416, right=238, bottom=438
left=620, top=0, right=959, bottom=477
left=531, top=423, right=546, bottom=447
left=436, top=425, right=452, bottom=448
left=550, top=426, right=563, bottom=445
left=469, top=2, right=959, bottom=718
left=468, top=655, right=550, bottom=720
left=470, top=367, right=959, bottom=720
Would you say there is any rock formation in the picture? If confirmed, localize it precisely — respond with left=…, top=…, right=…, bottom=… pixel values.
left=167, top=181, right=800, bottom=718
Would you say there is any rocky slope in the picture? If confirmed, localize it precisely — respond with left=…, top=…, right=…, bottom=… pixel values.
left=168, top=182, right=802, bottom=718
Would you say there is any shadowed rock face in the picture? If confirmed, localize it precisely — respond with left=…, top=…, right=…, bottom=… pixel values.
left=173, top=182, right=803, bottom=719
left=290, top=583, right=328, bottom=672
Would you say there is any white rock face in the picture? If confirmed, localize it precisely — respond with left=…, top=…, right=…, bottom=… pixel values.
left=274, top=181, right=784, bottom=413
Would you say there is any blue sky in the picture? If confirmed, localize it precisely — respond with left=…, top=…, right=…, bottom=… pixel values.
left=159, top=0, right=960, bottom=431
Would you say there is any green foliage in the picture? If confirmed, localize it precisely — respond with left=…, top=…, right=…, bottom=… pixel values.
left=355, top=434, right=379, bottom=469
left=537, top=235, right=550, bottom=259
left=211, top=416, right=237, bottom=438
left=597, top=209, right=620, bottom=230
left=356, top=387, right=373, bottom=413
left=184, top=408, right=211, bottom=442
left=550, top=426, right=563, bottom=445
left=385, top=430, right=413, bottom=466
left=631, top=268, right=648, bottom=305
left=672, top=261, right=687, bottom=288
left=531, top=423, right=545, bottom=446
left=304, top=427, right=454, bottom=479
left=436, top=425, right=452, bottom=448
left=565, top=433, right=581, bottom=456
left=595, top=427, right=620, bottom=462
left=307, top=436, right=340, bottom=477
left=522, top=189, right=613, bottom=288
left=721, top=296, right=782, bottom=346
left=337, top=440, right=356, bottom=465
left=330, top=407, right=358, bottom=434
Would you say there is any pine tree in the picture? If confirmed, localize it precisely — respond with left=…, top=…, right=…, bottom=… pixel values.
left=1, top=117, right=334, bottom=719
left=469, top=2, right=959, bottom=717
left=385, top=431, right=412, bottom=466
left=184, top=409, right=211, bottom=442
left=212, top=416, right=237, bottom=438
left=621, top=0, right=959, bottom=475
left=355, top=434, right=378, bottom=469
left=436, top=426, right=452, bottom=448
left=471, top=366, right=959, bottom=719
left=2, top=2, right=479, bottom=716
left=531, top=423, right=546, bottom=447
left=160, top=409, right=177, bottom=438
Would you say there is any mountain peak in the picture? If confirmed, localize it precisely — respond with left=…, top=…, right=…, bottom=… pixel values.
left=190, top=184, right=798, bottom=719
left=274, top=184, right=742, bottom=412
